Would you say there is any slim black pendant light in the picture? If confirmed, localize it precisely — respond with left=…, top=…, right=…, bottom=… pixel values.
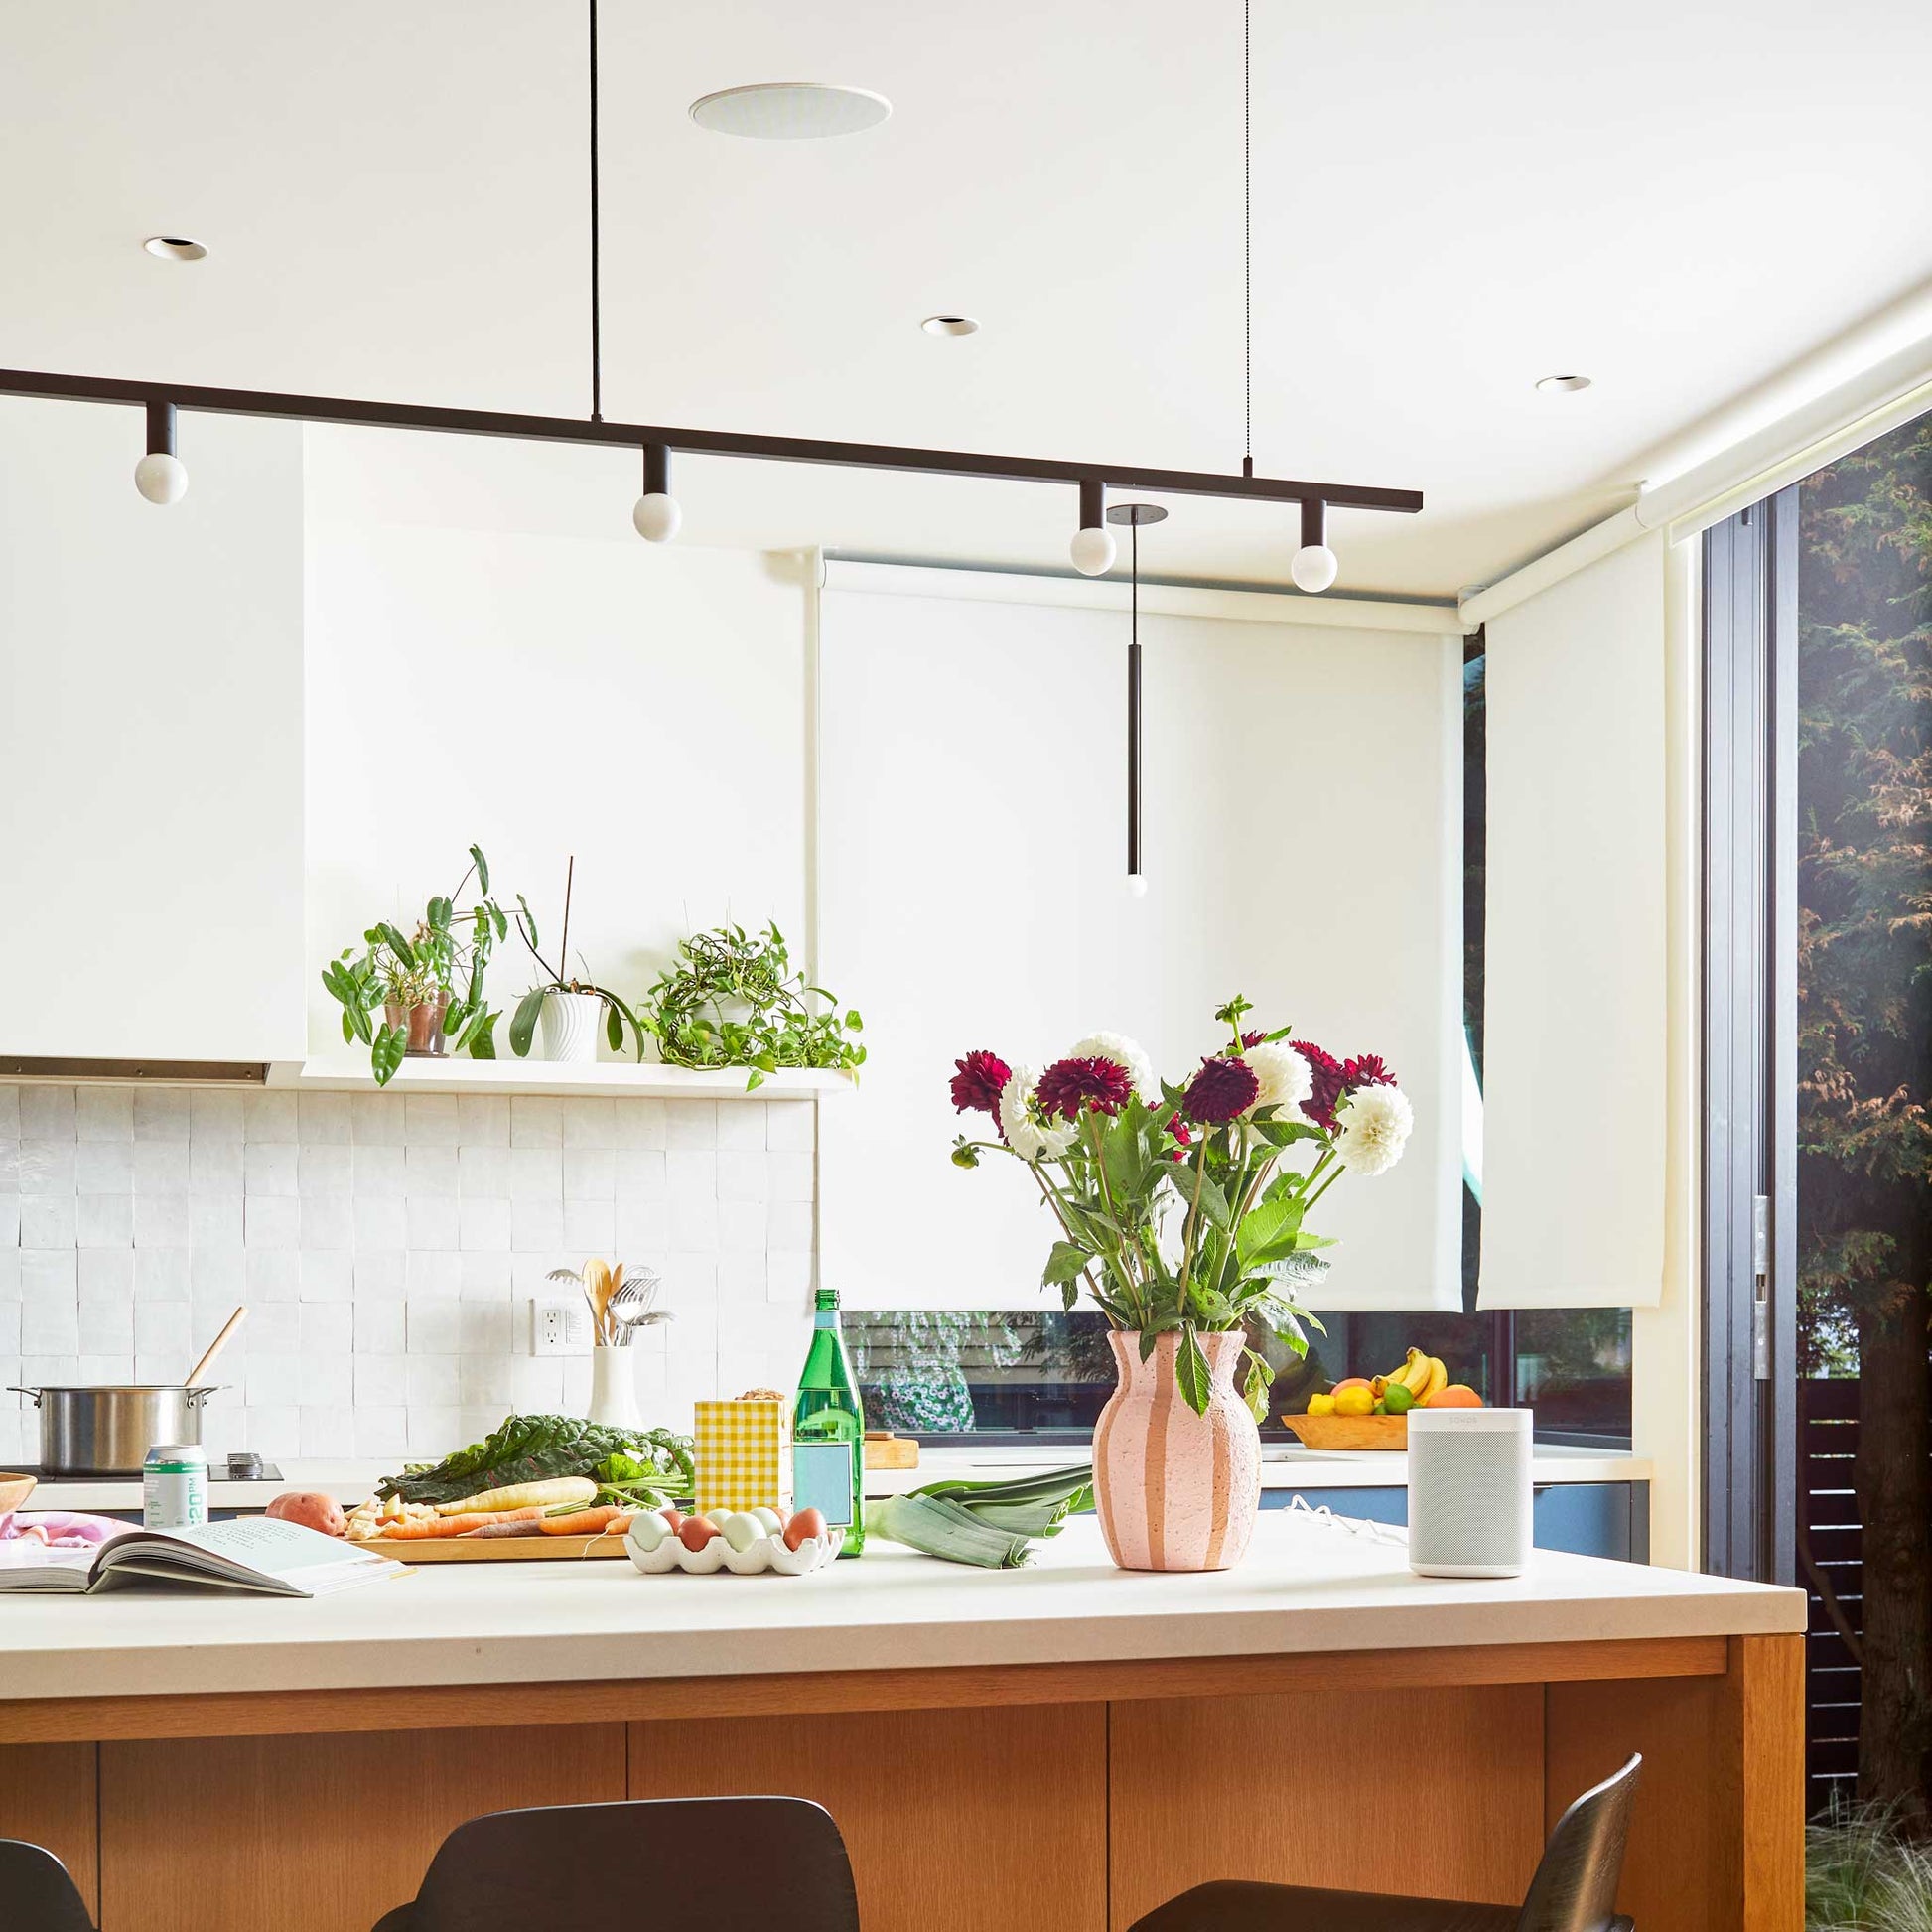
left=1106, top=502, right=1167, bottom=895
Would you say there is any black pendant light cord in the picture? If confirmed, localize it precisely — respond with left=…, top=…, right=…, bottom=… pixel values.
left=1128, top=518, right=1142, bottom=875
left=1241, top=0, right=1251, bottom=479
left=588, top=0, right=604, bottom=423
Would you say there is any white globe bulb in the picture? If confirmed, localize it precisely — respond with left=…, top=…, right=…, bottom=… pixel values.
left=632, top=491, right=682, bottom=542
left=134, top=452, right=189, bottom=505
left=1291, top=543, right=1338, bottom=594
left=1126, top=872, right=1149, bottom=898
left=1069, top=523, right=1116, bottom=576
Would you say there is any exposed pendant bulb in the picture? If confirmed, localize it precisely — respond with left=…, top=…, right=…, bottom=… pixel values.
left=1070, top=479, right=1115, bottom=576
left=134, top=401, right=187, bottom=505
left=632, top=442, right=680, bottom=542
left=1291, top=498, right=1338, bottom=594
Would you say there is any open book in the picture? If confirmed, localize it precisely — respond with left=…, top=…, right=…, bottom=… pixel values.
left=0, top=1516, right=407, bottom=1597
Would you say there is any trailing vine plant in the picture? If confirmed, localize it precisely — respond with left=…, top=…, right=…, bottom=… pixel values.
left=641, top=921, right=864, bottom=1089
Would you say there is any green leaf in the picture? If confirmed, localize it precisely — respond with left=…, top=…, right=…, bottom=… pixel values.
left=426, top=896, right=453, bottom=933
left=606, top=1001, right=623, bottom=1052
left=1175, top=1326, right=1212, bottom=1416
left=1242, top=1350, right=1275, bottom=1423
left=509, top=986, right=548, bottom=1057
left=470, top=844, right=490, bottom=895
left=468, top=1012, right=498, bottom=1060
left=515, top=894, right=540, bottom=952
left=370, top=1024, right=408, bottom=1086
left=1192, top=1172, right=1232, bottom=1232
left=375, top=922, right=417, bottom=967
left=1042, top=1240, right=1092, bottom=1288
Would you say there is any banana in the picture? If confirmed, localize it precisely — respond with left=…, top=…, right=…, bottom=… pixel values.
left=1416, top=1355, right=1449, bottom=1404
left=1392, top=1347, right=1434, bottom=1397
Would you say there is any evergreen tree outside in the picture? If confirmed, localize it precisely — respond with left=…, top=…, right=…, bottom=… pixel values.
left=1797, top=409, right=1932, bottom=1827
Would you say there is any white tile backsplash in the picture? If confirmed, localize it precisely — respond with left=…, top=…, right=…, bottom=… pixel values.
left=0, top=1081, right=820, bottom=1463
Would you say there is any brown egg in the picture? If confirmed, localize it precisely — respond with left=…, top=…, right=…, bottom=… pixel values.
left=677, top=1514, right=721, bottom=1552
left=783, top=1507, right=826, bottom=1552
left=660, top=1508, right=685, bottom=1533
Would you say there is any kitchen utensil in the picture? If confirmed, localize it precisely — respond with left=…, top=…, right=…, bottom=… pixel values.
left=606, top=1269, right=669, bottom=1346
left=0, top=1473, right=37, bottom=1515
left=185, top=1306, right=248, bottom=1389
left=7, top=1386, right=223, bottom=1475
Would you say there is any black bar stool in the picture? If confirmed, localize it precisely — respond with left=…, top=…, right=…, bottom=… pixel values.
left=370, top=1794, right=860, bottom=1932
left=0, top=1840, right=95, bottom=1932
left=1129, top=1754, right=1642, bottom=1932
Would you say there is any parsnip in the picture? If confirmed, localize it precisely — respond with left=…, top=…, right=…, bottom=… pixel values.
left=433, top=1475, right=598, bottom=1516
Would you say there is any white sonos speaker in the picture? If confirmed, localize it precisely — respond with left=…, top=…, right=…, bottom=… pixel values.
left=1406, top=1408, right=1534, bottom=1578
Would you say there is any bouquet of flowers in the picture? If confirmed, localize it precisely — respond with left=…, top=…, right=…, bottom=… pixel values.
left=948, top=996, right=1414, bottom=1420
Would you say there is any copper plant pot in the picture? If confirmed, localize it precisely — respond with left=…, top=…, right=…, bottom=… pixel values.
left=384, top=994, right=451, bottom=1057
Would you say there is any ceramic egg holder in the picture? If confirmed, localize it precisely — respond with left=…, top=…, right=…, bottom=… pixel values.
left=624, top=1520, right=843, bottom=1577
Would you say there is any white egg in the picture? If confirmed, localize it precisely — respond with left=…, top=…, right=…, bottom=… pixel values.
left=720, top=1513, right=764, bottom=1553
left=749, top=1508, right=783, bottom=1535
left=626, top=1512, right=671, bottom=1553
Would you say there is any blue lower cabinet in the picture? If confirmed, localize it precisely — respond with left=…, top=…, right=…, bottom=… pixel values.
left=1259, top=1481, right=1648, bottom=1563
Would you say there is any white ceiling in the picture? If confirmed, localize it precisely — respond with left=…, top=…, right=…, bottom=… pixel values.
left=2, top=0, right=1928, bottom=598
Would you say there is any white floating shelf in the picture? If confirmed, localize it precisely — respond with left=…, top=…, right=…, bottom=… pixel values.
left=266, top=1057, right=854, bottom=1100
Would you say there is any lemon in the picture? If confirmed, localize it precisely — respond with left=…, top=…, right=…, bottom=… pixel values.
left=1306, top=1391, right=1337, bottom=1418
left=1333, top=1386, right=1375, bottom=1419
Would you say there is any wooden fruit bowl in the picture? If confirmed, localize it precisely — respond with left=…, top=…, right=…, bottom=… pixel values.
left=1281, top=1414, right=1408, bottom=1451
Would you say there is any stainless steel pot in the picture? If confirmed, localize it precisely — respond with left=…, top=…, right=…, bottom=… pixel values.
left=7, top=1385, right=221, bottom=1474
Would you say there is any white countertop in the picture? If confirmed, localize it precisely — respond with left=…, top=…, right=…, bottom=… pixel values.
left=23, top=1444, right=1650, bottom=1515
left=2, top=1511, right=1798, bottom=1702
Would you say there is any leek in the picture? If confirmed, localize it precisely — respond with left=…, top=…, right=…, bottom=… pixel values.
left=871, top=1463, right=1093, bottom=1569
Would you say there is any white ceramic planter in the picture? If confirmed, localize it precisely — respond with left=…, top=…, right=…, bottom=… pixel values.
left=538, top=991, right=605, bottom=1063
left=588, top=1344, right=644, bottom=1429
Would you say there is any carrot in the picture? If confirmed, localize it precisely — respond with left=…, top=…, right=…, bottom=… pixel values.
left=538, top=1506, right=631, bottom=1537
left=463, top=1518, right=546, bottom=1539
left=383, top=1508, right=546, bottom=1539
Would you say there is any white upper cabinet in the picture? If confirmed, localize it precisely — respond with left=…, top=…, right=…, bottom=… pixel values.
left=0, top=397, right=306, bottom=1061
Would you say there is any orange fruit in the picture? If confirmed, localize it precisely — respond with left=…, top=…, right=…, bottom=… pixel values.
left=1424, top=1383, right=1483, bottom=1408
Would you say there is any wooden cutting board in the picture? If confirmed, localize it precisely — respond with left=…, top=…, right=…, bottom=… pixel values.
left=372, top=1532, right=633, bottom=1562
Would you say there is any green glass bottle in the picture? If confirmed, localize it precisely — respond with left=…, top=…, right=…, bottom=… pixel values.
left=793, top=1287, right=866, bottom=1556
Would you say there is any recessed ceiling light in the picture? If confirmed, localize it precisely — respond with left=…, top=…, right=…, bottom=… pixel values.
left=921, top=315, right=979, bottom=339
left=689, top=82, right=891, bottom=141
left=142, top=236, right=207, bottom=262
left=1535, top=373, right=1591, bottom=394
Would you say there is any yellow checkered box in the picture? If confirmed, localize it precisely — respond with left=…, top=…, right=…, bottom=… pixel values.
left=694, top=1398, right=792, bottom=1516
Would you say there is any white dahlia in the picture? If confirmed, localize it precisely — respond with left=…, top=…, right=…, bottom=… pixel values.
left=999, top=1065, right=1078, bottom=1163
left=1069, top=1031, right=1158, bottom=1102
left=1332, top=1084, right=1414, bottom=1177
left=1244, top=1041, right=1313, bottom=1116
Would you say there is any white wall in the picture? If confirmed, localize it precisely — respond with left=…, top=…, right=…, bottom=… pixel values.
left=816, top=573, right=1465, bottom=1314
left=0, top=396, right=306, bottom=1060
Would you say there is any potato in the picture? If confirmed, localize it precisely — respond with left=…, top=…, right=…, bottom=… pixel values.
left=265, top=1491, right=346, bottom=1537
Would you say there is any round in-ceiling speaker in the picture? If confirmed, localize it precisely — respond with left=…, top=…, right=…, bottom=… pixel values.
left=1406, top=1408, right=1533, bottom=1578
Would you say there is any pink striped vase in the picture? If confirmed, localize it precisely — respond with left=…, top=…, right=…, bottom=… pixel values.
left=1092, top=1330, right=1261, bottom=1572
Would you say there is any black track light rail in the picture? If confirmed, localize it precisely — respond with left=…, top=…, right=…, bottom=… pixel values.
left=0, top=366, right=1423, bottom=517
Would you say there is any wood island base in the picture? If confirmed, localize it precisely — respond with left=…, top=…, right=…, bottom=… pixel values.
left=0, top=1632, right=1801, bottom=1932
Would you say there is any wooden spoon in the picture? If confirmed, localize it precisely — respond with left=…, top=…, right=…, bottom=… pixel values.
left=186, top=1307, right=248, bottom=1388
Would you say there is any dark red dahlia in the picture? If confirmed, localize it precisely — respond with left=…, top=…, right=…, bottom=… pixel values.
left=1181, top=1055, right=1259, bottom=1126
left=1035, top=1055, right=1134, bottom=1122
left=1342, top=1052, right=1397, bottom=1093
left=1165, top=1112, right=1194, bottom=1163
left=1291, top=1039, right=1346, bottom=1130
left=949, top=1049, right=1011, bottom=1120
left=1241, top=1029, right=1268, bottom=1048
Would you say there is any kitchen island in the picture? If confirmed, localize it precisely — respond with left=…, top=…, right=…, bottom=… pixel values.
left=0, top=1513, right=1804, bottom=1932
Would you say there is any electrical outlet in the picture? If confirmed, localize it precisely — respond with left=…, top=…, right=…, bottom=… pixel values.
left=531, top=1294, right=593, bottom=1357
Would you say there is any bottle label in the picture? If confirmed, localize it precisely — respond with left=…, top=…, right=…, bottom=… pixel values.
left=792, top=1442, right=854, bottom=1526
left=813, top=1310, right=837, bottom=1330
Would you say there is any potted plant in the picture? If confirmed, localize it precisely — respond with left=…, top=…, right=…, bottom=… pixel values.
left=947, top=997, right=1414, bottom=1573
left=641, top=920, right=864, bottom=1089
left=322, top=846, right=507, bottom=1085
left=508, top=857, right=648, bottom=1064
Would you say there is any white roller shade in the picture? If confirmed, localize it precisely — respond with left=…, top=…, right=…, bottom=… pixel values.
left=816, top=574, right=1464, bottom=1313
left=1479, top=530, right=1668, bottom=1308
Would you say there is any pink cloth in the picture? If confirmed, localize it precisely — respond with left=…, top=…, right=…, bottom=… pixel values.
left=0, top=1511, right=131, bottom=1561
